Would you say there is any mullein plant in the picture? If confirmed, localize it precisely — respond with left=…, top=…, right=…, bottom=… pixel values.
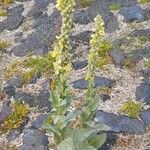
left=44, top=0, right=79, bottom=147
left=44, top=0, right=107, bottom=147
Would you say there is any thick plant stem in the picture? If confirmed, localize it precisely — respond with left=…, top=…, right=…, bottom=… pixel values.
left=85, top=15, right=105, bottom=120
left=48, top=0, right=75, bottom=145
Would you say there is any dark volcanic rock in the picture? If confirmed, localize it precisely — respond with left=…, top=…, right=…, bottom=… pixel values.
left=107, top=0, right=137, bottom=7
left=6, top=117, right=29, bottom=142
left=119, top=5, right=144, bottom=22
left=141, top=110, right=150, bottom=126
left=72, top=76, right=114, bottom=89
left=99, top=132, right=117, bottom=150
left=73, top=0, right=119, bottom=32
left=14, top=90, right=52, bottom=112
left=14, top=32, right=23, bottom=42
left=7, top=128, right=23, bottom=142
left=6, top=76, right=22, bottom=88
left=141, top=69, right=150, bottom=78
left=32, top=114, right=48, bottom=129
left=11, top=10, right=61, bottom=56
left=2, top=5, right=24, bottom=31
left=130, top=28, right=150, bottom=37
left=3, top=85, right=16, bottom=98
left=94, top=111, right=146, bottom=134
left=72, top=60, right=88, bottom=70
left=70, top=31, right=93, bottom=44
left=0, top=101, right=11, bottom=123
left=100, top=94, right=111, bottom=102
left=136, top=83, right=150, bottom=103
left=126, top=48, right=150, bottom=66
left=27, top=0, right=50, bottom=18
left=109, top=49, right=126, bottom=67
left=21, top=127, right=49, bottom=150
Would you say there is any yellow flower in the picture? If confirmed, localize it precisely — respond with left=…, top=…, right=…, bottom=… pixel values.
left=51, top=49, right=60, bottom=59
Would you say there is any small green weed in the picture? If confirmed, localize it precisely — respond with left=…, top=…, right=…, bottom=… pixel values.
left=120, top=100, right=143, bottom=118
left=138, top=0, right=150, bottom=4
left=0, top=8, right=7, bottom=16
left=75, top=0, right=94, bottom=8
left=96, top=41, right=112, bottom=68
left=1, top=101, right=29, bottom=133
left=109, top=3, right=121, bottom=11
left=0, top=40, right=10, bottom=49
left=144, top=59, right=150, bottom=68
left=138, top=35, right=150, bottom=44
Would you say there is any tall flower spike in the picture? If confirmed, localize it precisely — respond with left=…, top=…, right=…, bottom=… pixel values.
left=86, top=15, right=105, bottom=85
left=85, top=15, right=105, bottom=117
left=52, top=0, right=75, bottom=76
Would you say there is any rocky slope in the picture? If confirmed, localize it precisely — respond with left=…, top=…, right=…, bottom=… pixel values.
left=0, top=0, right=150, bottom=150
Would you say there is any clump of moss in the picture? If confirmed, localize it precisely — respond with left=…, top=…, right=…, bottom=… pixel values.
left=0, top=40, right=11, bottom=49
left=1, top=101, right=29, bottom=133
left=138, top=35, right=150, bottom=44
left=120, top=100, right=143, bottom=118
left=109, top=3, right=121, bottom=11
left=0, top=8, right=7, bottom=16
left=3, top=0, right=13, bottom=5
left=144, top=59, right=150, bottom=68
left=138, top=0, right=150, bottom=4
left=96, top=86, right=111, bottom=95
left=75, top=0, right=94, bottom=8
left=4, top=54, right=54, bottom=84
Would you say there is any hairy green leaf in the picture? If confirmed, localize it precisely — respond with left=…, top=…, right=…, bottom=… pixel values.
left=88, top=134, right=106, bottom=149
left=57, top=137, right=74, bottom=150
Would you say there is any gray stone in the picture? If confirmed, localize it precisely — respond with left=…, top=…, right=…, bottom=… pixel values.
left=136, top=83, right=150, bottom=103
left=130, top=28, right=150, bottom=37
left=141, top=69, right=150, bottom=78
left=14, top=90, right=52, bottom=112
left=73, top=0, right=119, bottom=32
left=70, top=31, right=93, bottom=44
left=16, top=0, right=30, bottom=1
left=106, top=0, right=137, bottom=7
left=11, top=10, right=61, bottom=56
left=22, top=127, right=49, bottom=150
left=3, top=85, right=16, bottom=98
left=94, top=111, right=146, bottom=134
left=6, top=117, right=29, bottom=142
left=141, top=110, right=150, bottom=126
left=26, top=0, right=50, bottom=18
left=73, top=60, right=88, bottom=70
left=14, top=32, right=23, bottom=42
left=35, top=0, right=50, bottom=9
left=119, top=5, right=144, bottom=23
left=28, top=73, right=41, bottom=84
left=109, top=49, right=126, bottom=67
left=100, top=94, right=111, bottom=102
left=32, top=114, right=48, bottom=129
left=72, top=76, right=114, bottom=89
left=99, top=132, right=117, bottom=150
left=143, top=7, right=150, bottom=21
left=6, top=76, right=22, bottom=88
left=7, top=129, right=22, bottom=142
left=73, top=10, right=91, bottom=24
left=126, top=48, right=150, bottom=65
left=0, top=101, right=11, bottom=123
left=3, top=5, right=24, bottom=31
